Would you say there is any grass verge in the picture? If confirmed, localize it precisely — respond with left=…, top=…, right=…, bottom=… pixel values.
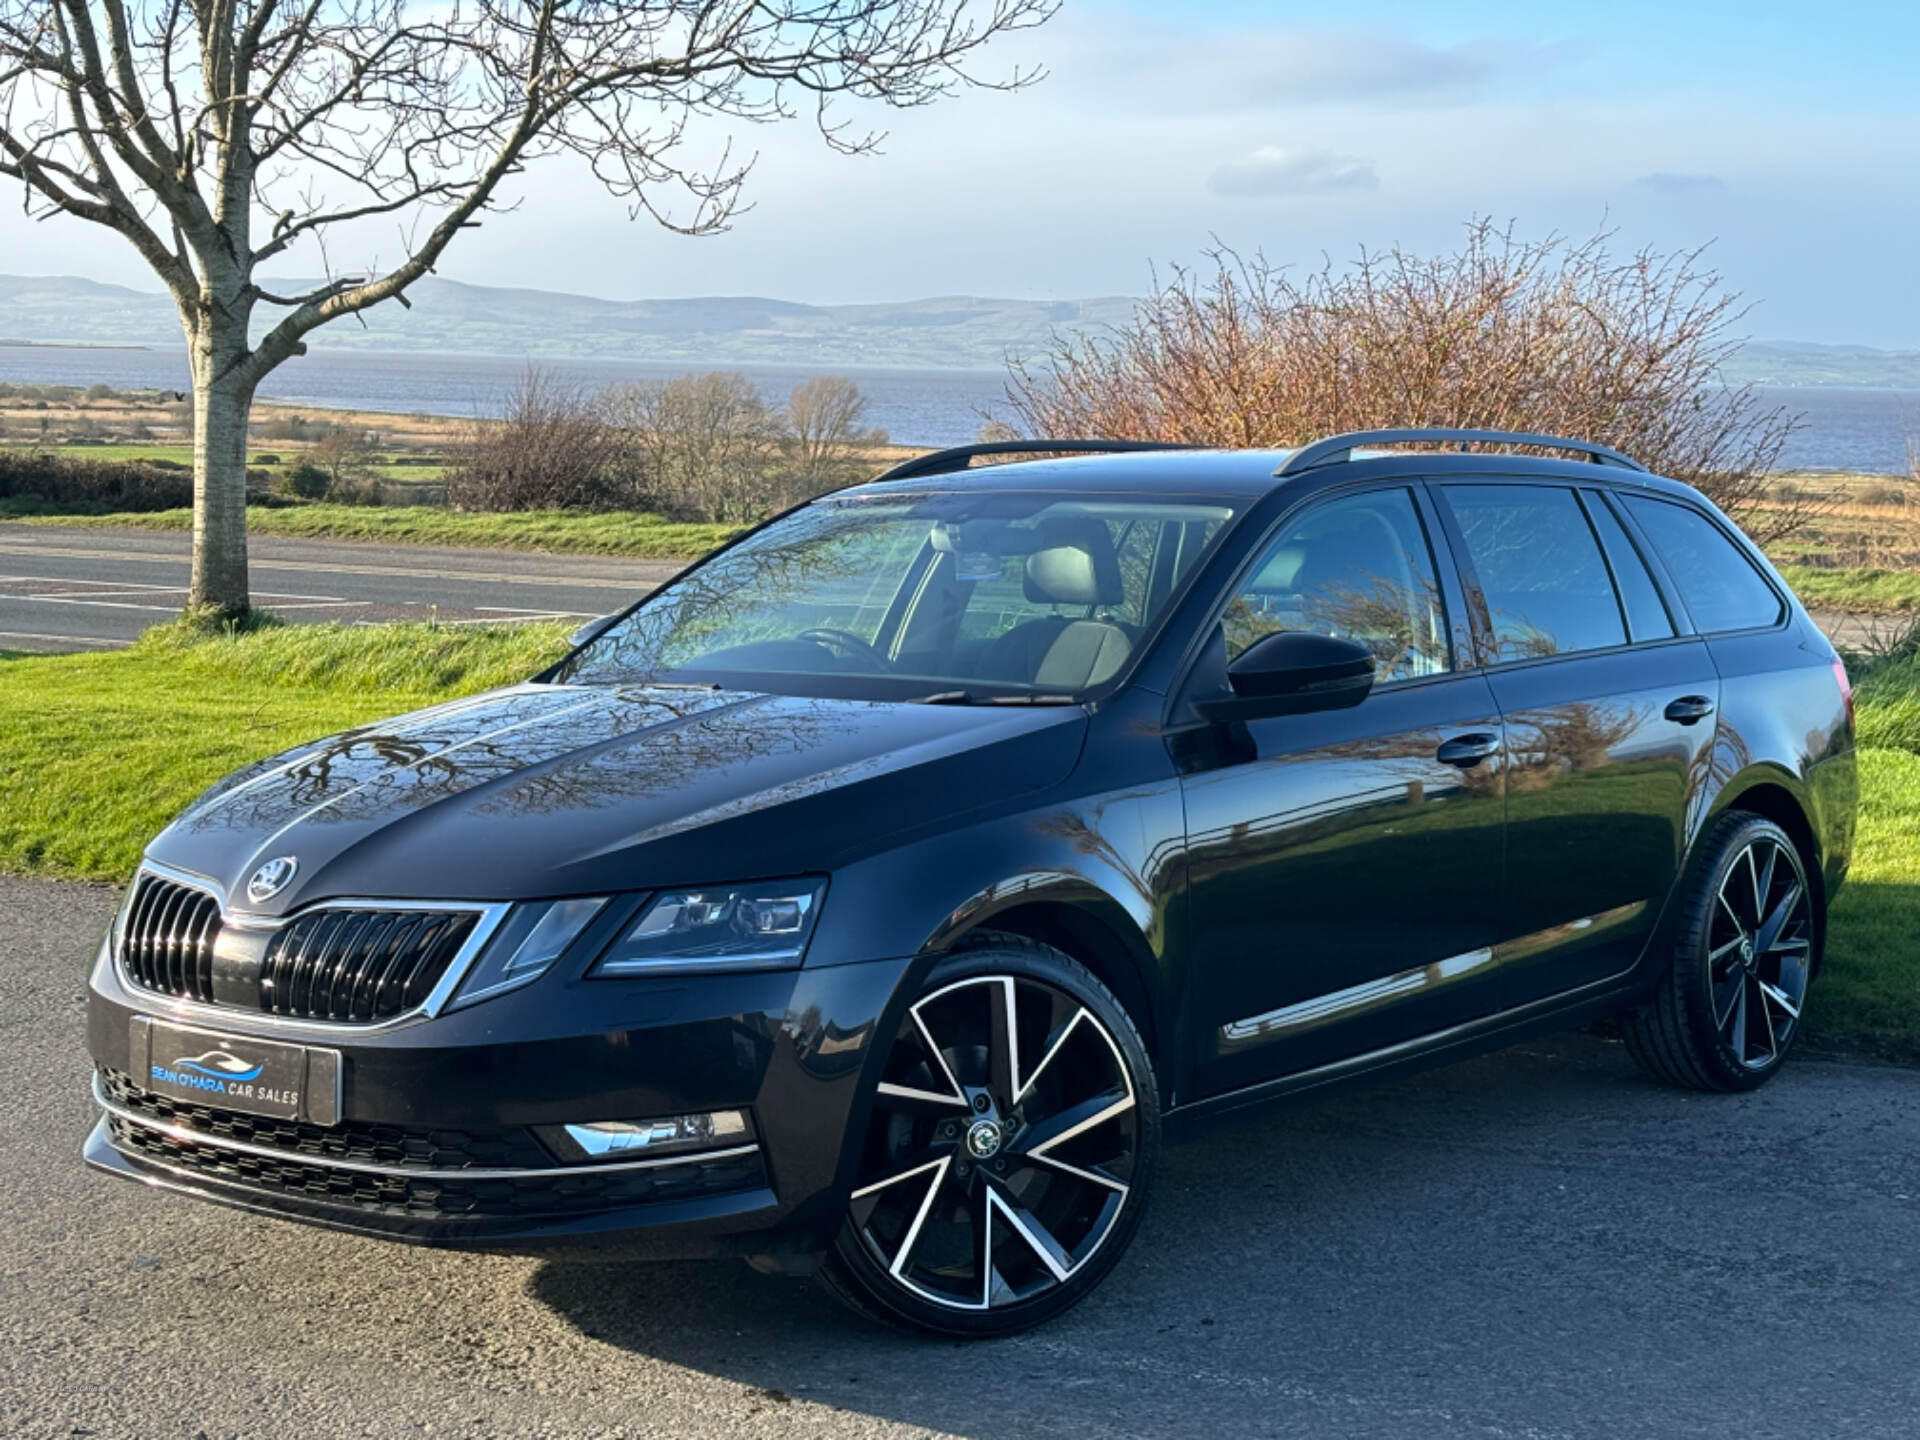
left=0, top=618, right=570, bottom=878
left=1, top=502, right=741, bottom=560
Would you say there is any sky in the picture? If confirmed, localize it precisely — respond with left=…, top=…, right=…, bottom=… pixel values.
left=2, top=0, right=1916, bottom=347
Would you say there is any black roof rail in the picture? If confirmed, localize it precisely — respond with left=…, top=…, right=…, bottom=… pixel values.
left=875, top=439, right=1200, bottom=482
left=1274, top=428, right=1648, bottom=477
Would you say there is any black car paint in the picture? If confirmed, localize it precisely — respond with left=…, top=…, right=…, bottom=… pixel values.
left=84, top=447, right=1857, bottom=1264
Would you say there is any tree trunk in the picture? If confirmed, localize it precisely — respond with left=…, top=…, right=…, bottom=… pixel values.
left=187, top=326, right=255, bottom=615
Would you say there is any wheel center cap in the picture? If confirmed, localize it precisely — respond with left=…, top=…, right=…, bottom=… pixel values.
left=965, top=1119, right=1004, bottom=1160
left=1739, top=938, right=1756, bottom=968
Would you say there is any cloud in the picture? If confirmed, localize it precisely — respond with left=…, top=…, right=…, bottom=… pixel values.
left=1633, top=172, right=1728, bottom=194
left=1081, top=28, right=1585, bottom=113
left=1207, top=148, right=1380, bottom=199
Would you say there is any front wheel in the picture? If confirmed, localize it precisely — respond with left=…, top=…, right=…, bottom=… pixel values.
left=1626, top=813, right=1819, bottom=1092
left=819, top=937, right=1159, bottom=1337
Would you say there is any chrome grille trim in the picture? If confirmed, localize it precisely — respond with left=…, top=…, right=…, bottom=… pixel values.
left=92, top=1075, right=759, bottom=1181
left=113, top=860, right=511, bottom=1036
left=118, top=871, right=222, bottom=1003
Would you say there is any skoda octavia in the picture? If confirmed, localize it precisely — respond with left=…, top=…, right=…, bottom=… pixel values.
left=85, top=428, right=1856, bottom=1337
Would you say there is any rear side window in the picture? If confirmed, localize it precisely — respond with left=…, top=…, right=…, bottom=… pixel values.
left=1585, top=493, right=1675, bottom=642
left=1442, top=484, right=1626, bottom=661
left=1621, top=497, right=1784, bottom=633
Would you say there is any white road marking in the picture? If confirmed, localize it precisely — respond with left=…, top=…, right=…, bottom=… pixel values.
left=0, top=629, right=127, bottom=647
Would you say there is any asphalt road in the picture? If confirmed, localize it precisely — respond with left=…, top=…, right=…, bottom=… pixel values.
left=5, top=877, right=1920, bottom=1439
left=0, top=524, right=686, bottom=651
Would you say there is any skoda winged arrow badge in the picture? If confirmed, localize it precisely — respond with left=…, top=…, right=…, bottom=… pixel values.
left=246, top=856, right=298, bottom=904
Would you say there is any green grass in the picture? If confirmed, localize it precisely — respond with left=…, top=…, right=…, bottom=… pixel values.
left=1812, top=748, right=1920, bottom=1060
left=5, top=503, right=740, bottom=559
left=1780, top=565, right=1920, bottom=614
left=0, top=618, right=570, bottom=878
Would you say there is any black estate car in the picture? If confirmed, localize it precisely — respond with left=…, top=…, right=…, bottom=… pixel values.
left=85, top=428, right=1856, bottom=1336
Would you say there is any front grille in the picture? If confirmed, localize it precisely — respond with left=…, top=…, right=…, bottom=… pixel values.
left=99, top=1071, right=767, bottom=1222
left=260, top=908, right=479, bottom=1022
left=119, top=873, right=220, bottom=1003
left=99, top=1069, right=554, bottom=1170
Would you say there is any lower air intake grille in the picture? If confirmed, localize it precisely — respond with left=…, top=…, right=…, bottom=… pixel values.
left=119, top=873, right=220, bottom=1004
left=260, top=908, right=479, bottom=1022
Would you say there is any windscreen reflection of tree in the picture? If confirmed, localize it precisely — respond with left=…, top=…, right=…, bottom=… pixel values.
left=1222, top=567, right=1447, bottom=682
left=571, top=506, right=898, bottom=682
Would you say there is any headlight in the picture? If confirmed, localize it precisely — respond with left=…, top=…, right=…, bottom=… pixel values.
left=588, top=879, right=826, bottom=977
left=447, top=896, right=607, bottom=1009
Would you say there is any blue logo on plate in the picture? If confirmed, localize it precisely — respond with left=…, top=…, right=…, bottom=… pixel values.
left=153, top=1048, right=264, bottom=1093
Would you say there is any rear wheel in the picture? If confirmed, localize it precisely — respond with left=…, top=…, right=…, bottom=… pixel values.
left=1626, top=813, right=1818, bottom=1092
left=819, top=937, right=1158, bottom=1337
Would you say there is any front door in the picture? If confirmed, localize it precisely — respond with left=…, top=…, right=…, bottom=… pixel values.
left=1174, top=484, right=1509, bottom=1098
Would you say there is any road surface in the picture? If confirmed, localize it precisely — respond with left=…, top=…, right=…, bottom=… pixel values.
left=0, top=523, right=685, bottom=651
left=4, top=876, right=1918, bottom=1439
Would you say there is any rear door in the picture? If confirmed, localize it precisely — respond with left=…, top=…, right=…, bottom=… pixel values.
left=1433, top=480, right=1720, bottom=998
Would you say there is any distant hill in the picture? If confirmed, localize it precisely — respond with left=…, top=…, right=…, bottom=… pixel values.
left=0, top=273, right=1913, bottom=382
left=0, top=274, right=1135, bottom=370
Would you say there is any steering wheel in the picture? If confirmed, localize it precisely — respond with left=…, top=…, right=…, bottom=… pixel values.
left=795, top=627, right=889, bottom=671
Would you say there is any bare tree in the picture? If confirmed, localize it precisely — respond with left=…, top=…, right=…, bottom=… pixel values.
left=786, top=374, right=867, bottom=474
left=0, top=0, right=1053, bottom=613
left=612, top=369, right=788, bottom=522
left=1008, top=221, right=1811, bottom=542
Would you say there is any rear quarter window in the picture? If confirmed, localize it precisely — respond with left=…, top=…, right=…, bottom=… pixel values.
left=1621, top=496, right=1784, bottom=633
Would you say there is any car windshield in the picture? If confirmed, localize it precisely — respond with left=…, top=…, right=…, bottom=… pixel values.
left=555, top=490, right=1239, bottom=701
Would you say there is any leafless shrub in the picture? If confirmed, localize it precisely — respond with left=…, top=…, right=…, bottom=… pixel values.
left=1008, top=221, right=1812, bottom=542
left=445, top=368, right=625, bottom=512
left=611, top=372, right=792, bottom=523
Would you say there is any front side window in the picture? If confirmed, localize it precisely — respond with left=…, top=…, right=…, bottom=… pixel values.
left=1442, top=484, right=1627, bottom=661
left=1622, top=496, right=1784, bottom=634
left=1222, top=487, right=1451, bottom=683
left=557, top=490, right=1236, bottom=700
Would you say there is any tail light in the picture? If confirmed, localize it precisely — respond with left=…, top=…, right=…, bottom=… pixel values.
left=1833, top=658, right=1854, bottom=734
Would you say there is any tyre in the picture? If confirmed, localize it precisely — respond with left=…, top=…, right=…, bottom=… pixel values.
left=1626, top=813, right=1818, bottom=1092
left=819, top=935, right=1159, bottom=1337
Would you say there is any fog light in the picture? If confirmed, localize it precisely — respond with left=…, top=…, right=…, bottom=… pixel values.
left=544, top=1110, right=752, bottom=1162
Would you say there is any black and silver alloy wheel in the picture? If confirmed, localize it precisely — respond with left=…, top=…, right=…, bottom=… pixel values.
left=1628, top=813, right=1819, bottom=1092
left=821, top=938, right=1157, bottom=1336
left=1706, top=832, right=1813, bottom=1068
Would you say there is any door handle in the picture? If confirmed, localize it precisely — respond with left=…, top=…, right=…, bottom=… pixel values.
left=1664, top=695, right=1716, bottom=725
left=1436, top=732, right=1502, bottom=767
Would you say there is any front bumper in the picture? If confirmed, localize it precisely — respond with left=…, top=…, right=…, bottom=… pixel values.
left=84, top=940, right=913, bottom=1260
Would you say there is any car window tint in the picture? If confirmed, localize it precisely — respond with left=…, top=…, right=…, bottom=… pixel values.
left=1621, top=496, right=1784, bottom=633
left=1223, top=488, right=1450, bottom=682
left=1443, top=484, right=1627, bottom=661
left=1585, top=493, right=1675, bottom=642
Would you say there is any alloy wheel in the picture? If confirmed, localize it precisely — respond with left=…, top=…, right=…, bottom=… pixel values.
left=1708, top=836, right=1813, bottom=1069
left=848, top=974, right=1140, bottom=1313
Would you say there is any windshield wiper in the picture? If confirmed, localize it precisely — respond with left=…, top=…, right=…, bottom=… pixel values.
left=910, top=690, right=1080, bottom=706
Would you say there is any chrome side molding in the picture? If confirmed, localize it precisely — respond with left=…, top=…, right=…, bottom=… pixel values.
left=1222, top=902, right=1648, bottom=1048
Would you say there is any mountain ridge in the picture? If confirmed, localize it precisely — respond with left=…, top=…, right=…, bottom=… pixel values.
left=0, top=273, right=1914, bottom=385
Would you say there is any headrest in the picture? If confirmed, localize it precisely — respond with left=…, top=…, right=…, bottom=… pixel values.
left=1023, top=517, right=1124, bottom=607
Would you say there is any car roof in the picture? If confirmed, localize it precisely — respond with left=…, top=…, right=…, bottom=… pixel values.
left=843, top=444, right=1695, bottom=504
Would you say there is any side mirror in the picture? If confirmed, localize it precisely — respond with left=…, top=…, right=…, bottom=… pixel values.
left=1193, top=631, right=1375, bottom=722
left=569, top=614, right=619, bottom=649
